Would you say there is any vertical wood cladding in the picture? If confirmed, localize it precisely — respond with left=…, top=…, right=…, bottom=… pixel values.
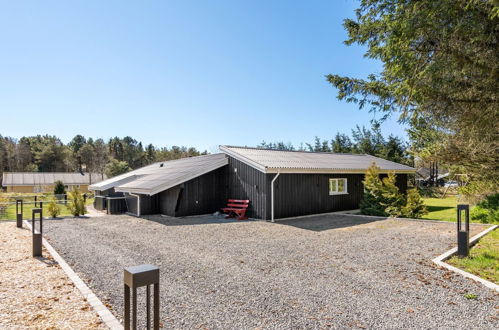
left=268, top=173, right=365, bottom=219
left=396, top=174, right=408, bottom=194
left=266, top=172, right=408, bottom=219
left=128, top=155, right=409, bottom=220
left=124, top=193, right=137, bottom=214
left=226, top=157, right=268, bottom=219
left=156, top=167, right=226, bottom=217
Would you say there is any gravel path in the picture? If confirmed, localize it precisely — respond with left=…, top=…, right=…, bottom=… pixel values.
left=43, top=214, right=498, bottom=329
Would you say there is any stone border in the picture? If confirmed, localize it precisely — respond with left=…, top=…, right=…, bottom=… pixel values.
left=23, top=220, right=123, bottom=329
left=432, top=224, right=498, bottom=292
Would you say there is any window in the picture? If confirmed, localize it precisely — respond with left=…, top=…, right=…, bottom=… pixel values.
left=329, top=178, right=348, bottom=195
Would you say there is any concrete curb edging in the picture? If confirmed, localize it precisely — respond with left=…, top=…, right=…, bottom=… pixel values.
left=432, top=224, right=498, bottom=292
left=23, top=220, right=123, bottom=329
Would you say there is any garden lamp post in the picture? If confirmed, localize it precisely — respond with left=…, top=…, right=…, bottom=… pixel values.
left=457, top=204, right=470, bottom=257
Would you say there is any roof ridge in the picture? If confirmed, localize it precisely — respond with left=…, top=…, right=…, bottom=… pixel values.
left=2, top=171, right=101, bottom=174
left=153, top=152, right=222, bottom=165
left=220, top=145, right=367, bottom=156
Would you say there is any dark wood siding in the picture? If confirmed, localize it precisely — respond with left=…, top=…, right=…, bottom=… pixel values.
left=225, top=157, right=268, bottom=219
left=158, top=186, right=182, bottom=216
left=123, top=156, right=409, bottom=220
left=156, top=167, right=226, bottom=217
left=139, top=195, right=159, bottom=215
left=124, top=193, right=138, bottom=214
left=396, top=174, right=408, bottom=194
left=268, top=173, right=365, bottom=219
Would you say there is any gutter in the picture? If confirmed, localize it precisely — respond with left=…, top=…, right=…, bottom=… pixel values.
left=271, top=172, right=280, bottom=222
left=129, top=193, right=141, bottom=217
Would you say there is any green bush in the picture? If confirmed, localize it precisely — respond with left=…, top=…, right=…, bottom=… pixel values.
left=471, top=193, right=499, bottom=224
left=47, top=198, right=61, bottom=218
left=381, top=172, right=406, bottom=217
left=360, top=163, right=388, bottom=216
left=53, top=180, right=66, bottom=195
left=402, top=188, right=428, bottom=218
left=361, top=163, right=427, bottom=219
left=67, top=188, right=87, bottom=217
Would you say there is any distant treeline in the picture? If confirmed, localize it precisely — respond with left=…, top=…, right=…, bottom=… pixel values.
left=259, top=124, right=413, bottom=166
left=0, top=135, right=207, bottom=179
left=0, top=124, right=411, bottom=183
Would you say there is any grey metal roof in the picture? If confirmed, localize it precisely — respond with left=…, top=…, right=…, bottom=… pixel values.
left=2, top=172, right=106, bottom=186
left=90, top=153, right=228, bottom=195
left=220, top=146, right=415, bottom=174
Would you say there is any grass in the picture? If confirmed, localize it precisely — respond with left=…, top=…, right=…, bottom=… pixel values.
left=422, top=196, right=460, bottom=222
left=447, top=229, right=499, bottom=284
left=1, top=198, right=94, bottom=220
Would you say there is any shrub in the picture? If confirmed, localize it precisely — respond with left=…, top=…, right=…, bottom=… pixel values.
left=53, top=180, right=66, bottom=195
left=47, top=198, right=61, bottom=218
left=0, top=194, right=8, bottom=217
left=471, top=193, right=499, bottom=224
left=360, top=163, right=387, bottom=216
left=67, top=188, right=87, bottom=217
left=361, top=163, right=428, bottom=219
left=402, top=188, right=428, bottom=218
left=381, top=172, right=406, bottom=217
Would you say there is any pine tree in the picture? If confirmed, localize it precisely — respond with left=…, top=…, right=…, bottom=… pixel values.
left=402, top=188, right=428, bottom=218
left=381, top=172, right=406, bottom=217
left=53, top=180, right=66, bottom=195
left=360, top=163, right=387, bottom=216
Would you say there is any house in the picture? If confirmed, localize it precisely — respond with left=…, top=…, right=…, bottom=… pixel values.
left=1, top=172, right=106, bottom=193
left=416, top=167, right=449, bottom=187
left=91, top=146, right=415, bottom=220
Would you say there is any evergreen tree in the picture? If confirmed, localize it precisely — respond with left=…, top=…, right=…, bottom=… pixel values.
left=327, top=0, right=499, bottom=196
left=402, top=188, right=428, bottom=219
left=360, top=163, right=387, bottom=216
left=381, top=172, right=405, bottom=217
left=105, top=159, right=131, bottom=178
left=331, top=133, right=353, bottom=153
left=53, top=180, right=66, bottom=195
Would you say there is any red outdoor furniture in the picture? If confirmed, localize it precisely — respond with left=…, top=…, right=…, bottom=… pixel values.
left=221, top=199, right=249, bottom=220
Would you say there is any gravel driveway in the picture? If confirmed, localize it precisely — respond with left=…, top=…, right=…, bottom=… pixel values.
left=43, top=214, right=498, bottom=329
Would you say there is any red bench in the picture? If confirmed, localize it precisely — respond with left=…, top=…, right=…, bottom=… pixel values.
left=221, top=199, right=249, bottom=220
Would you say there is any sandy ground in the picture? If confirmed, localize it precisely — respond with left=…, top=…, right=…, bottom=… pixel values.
left=0, top=221, right=105, bottom=329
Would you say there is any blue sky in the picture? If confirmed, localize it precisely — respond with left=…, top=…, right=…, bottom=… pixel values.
left=0, top=0, right=406, bottom=152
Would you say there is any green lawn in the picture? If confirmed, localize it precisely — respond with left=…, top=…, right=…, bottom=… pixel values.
left=447, top=229, right=499, bottom=284
left=1, top=198, right=94, bottom=220
left=421, top=196, right=479, bottom=222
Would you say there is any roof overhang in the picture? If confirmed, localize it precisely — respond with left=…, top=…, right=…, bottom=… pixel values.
left=89, top=175, right=140, bottom=191
left=115, top=157, right=228, bottom=196
left=220, top=146, right=416, bottom=175
left=265, top=168, right=416, bottom=174
left=219, top=145, right=267, bottom=172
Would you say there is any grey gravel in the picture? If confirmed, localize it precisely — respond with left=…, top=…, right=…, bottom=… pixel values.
left=43, top=214, right=498, bottom=329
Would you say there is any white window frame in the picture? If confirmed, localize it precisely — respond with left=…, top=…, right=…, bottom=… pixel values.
left=329, top=178, right=348, bottom=195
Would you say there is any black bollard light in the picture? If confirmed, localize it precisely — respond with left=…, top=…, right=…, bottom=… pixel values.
left=16, top=199, right=23, bottom=228
left=124, top=264, right=160, bottom=330
left=457, top=204, right=470, bottom=257
left=32, top=203, right=43, bottom=257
